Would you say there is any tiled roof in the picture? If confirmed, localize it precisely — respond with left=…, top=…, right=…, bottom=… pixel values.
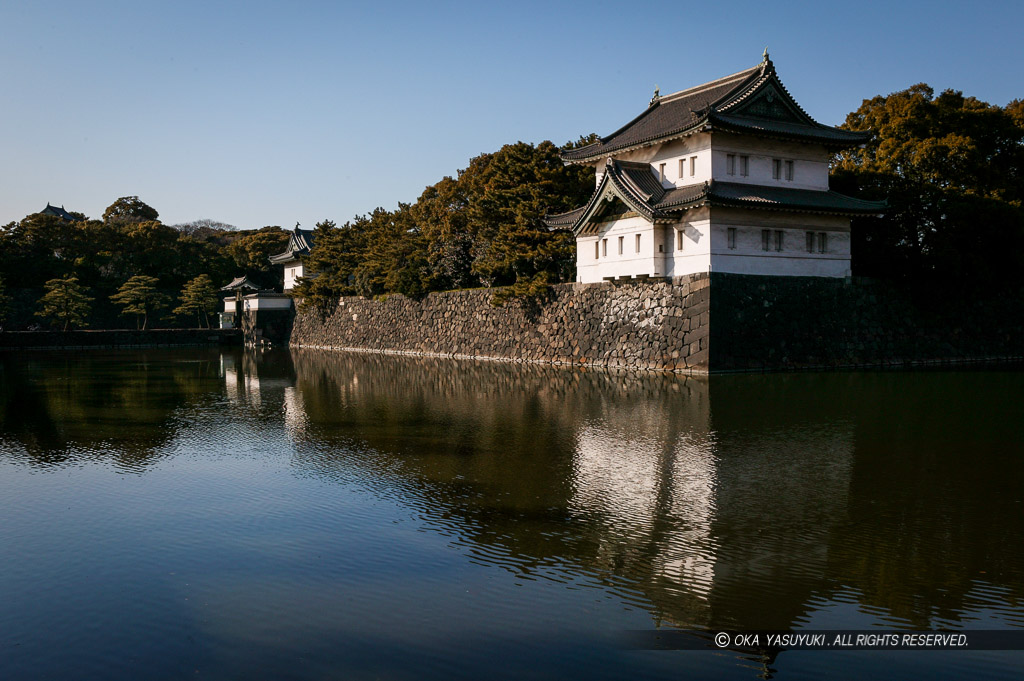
left=40, top=203, right=77, bottom=221
left=221, top=276, right=260, bottom=291
left=543, top=159, right=885, bottom=234
left=543, top=206, right=586, bottom=228
left=617, top=161, right=666, bottom=202
left=693, top=181, right=886, bottom=214
left=710, top=113, right=867, bottom=145
left=269, top=227, right=317, bottom=264
left=561, top=58, right=867, bottom=163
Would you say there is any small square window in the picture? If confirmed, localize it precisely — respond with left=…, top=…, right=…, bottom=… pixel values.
left=785, top=160, right=794, bottom=181
left=727, top=227, right=737, bottom=249
left=740, top=156, right=749, bottom=177
left=726, top=154, right=736, bottom=176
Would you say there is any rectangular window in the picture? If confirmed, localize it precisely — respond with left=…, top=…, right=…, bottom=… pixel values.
left=727, top=227, right=737, bottom=249
left=806, top=231, right=815, bottom=253
left=762, top=229, right=771, bottom=251
left=635, top=233, right=641, bottom=253
left=727, top=154, right=736, bottom=176
left=740, top=155, right=749, bottom=177
left=774, top=230, right=784, bottom=252
left=659, top=163, right=666, bottom=182
left=618, top=235, right=624, bottom=255
left=595, top=241, right=600, bottom=259
left=602, top=239, right=607, bottom=257
left=818, top=232, right=828, bottom=253
left=690, top=156, right=696, bottom=176
left=785, top=160, right=794, bottom=181
left=679, top=159, right=685, bottom=178
left=772, top=159, right=782, bottom=179
left=677, top=229, right=684, bottom=251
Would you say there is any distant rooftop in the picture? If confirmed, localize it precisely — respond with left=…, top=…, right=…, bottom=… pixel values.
left=39, top=203, right=78, bottom=221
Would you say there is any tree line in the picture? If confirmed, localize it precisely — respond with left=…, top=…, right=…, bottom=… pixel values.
left=292, top=138, right=597, bottom=309
left=833, top=85, right=1024, bottom=286
left=1, top=82, right=1020, bottom=330
left=0, top=197, right=290, bottom=330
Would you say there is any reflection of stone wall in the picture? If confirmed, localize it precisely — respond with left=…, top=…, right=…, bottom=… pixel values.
left=0, top=328, right=240, bottom=350
left=241, top=308, right=293, bottom=347
left=290, top=274, right=711, bottom=373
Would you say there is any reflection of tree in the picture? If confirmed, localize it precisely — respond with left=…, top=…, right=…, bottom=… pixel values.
left=0, top=349, right=225, bottom=469
left=282, top=350, right=857, bottom=631
left=277, top=351, right=1024, bottom=636
left=827, top=372, right=1024, bottom=627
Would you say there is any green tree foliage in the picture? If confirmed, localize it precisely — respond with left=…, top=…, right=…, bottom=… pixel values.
left=292, top=219, right=362, bottom=311
left=110, top=275, right=170, bottom=330
left=293, top=139, right=594, bottom=308
left=102, top=196, right=160, bottom=223
left=0, top=200, right=236, bottom=329
left=833, top=85, right=1024, bottom=283
left=225, top=226, right=289, bottom=289
left=174, top=274, right=219, bottom=328
left=36, top=276, right=93, bottom=331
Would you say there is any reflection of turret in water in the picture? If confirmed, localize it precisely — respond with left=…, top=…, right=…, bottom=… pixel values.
left=275, top=349, right=858, bottom=632
left=234, top=349, right=1024, bottom=640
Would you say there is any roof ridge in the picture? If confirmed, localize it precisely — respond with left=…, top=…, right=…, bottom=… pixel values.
left=659, top=64, right=761, bottom=105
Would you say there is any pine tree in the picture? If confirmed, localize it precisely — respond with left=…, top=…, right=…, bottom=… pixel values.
left=174, top=274, right=219, bottom=328
left=36, top=276, right=93, bottom=331
left=110, top=275, right=169, bottom=330
left=0, top=275, right=9, bottom=328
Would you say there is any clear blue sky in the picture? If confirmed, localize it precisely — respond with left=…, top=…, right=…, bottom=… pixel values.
left=2, top=0, right=1021, bottom=230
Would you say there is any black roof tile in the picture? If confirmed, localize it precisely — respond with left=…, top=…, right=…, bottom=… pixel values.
left=562, top=58, right=867, bottom=163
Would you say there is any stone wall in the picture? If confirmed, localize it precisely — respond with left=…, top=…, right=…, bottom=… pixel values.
left=0, top=328, right=241, bottom=351
left=287, top=272, right=1024, bottom=373
left=710, top=274, right=1024, bottom=371
left=289, top=274, right=710, bottom=373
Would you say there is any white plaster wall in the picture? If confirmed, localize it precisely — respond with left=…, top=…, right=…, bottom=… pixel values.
left=665, top=218, right=712, bottom=277
left=576, top=216, right=666, bottom=283
left=595, top=133, right=713, bottom=189
left=283, top=263, right=303, bottom=291
left=711, top=134, right=830, bottom=190
left=708, top=222, right=851, bottom=277
left=243, top=296, right=294, bottom=312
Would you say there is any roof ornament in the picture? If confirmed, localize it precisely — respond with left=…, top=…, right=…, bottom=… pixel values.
left=650, top=84, right=660, bottom=106
left=761, top=46, right=774, bottom=75
left=294, top=222, right=301, bottom=232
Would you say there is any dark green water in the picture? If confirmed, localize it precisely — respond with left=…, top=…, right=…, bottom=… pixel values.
left=1, top=348, right=1022, bottom=680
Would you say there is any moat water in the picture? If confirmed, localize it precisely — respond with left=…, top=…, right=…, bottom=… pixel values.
left=1, top=348, right=1022, bottom=680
